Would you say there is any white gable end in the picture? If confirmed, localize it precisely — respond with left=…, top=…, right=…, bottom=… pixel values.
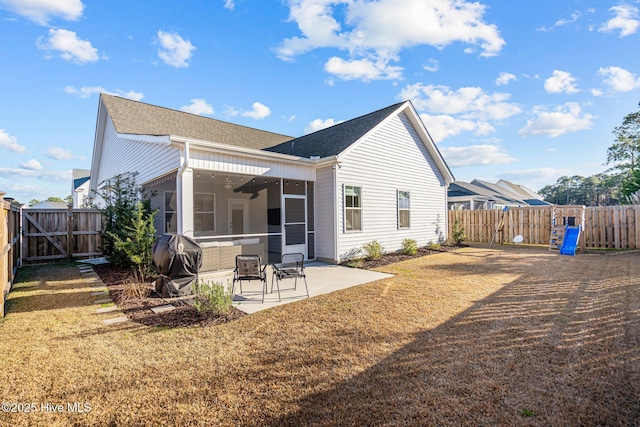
left=335, top=111, right=448, bottom=259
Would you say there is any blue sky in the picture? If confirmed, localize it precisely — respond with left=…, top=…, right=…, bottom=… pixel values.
left=1, top=0, right=639, bottom=203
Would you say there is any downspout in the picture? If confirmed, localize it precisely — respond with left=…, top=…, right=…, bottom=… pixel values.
left=176, top=140, right=190, bottom=235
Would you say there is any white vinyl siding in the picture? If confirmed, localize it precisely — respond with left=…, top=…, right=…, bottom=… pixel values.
left=314, top=166, right=337, bottom=261
left=98, top=116, right=180, bottom=186
left=336, top=112, right=447, bottom=259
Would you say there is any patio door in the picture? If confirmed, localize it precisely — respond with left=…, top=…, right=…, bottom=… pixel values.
left=228, top=199, right=249, bottom=235
left=283, top=194, right=307, bottom=258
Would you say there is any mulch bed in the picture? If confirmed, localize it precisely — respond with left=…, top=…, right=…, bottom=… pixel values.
left=345, top=244, right=462, bottom=269
left=94, top=245, right=462, bottom=328
left=93, top=263, right=245, bottom=328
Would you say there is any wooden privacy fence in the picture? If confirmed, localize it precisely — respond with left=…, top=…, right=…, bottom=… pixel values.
left=449, top=205, right=640, bottom=250
left=1, top=192, right=21, bottom=317
left=22, top=206, right=104, bottom=265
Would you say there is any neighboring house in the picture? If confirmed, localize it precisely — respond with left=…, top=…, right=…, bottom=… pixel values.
left=28, top=201, right=69, bottom=209
left=90, top=94, right=454, bottom=270
left=72, top=169, right=91, bottom=208
left=448, top=179, right=550, bottom=210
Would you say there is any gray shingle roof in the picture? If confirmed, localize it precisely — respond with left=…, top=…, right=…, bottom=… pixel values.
left=101, top=94, right=294, bottom=150
left=265, top=102, right=406, bottom=158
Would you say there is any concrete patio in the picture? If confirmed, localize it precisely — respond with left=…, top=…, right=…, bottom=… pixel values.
left=199, top=262, right=393, bottom=314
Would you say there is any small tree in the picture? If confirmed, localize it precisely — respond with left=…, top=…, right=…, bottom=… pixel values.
left=451, top=218, right=466, bottom=245
left=95, top=173, right=157, bottom=277
left=108, top=201, right=158, bottom=281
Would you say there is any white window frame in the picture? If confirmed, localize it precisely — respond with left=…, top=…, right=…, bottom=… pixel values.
left=164, top=191, right=177, bottom=234
left=398, top=190, right=410, bottom=229
left=344, top=185, right=362, bottom=232
left=194, top=192, right=216, bottom=235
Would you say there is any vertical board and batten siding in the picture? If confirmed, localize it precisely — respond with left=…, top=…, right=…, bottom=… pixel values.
left=314, top=166, right=337, bottom=260
left=190, top=149, right=315, bottom=181
left=336, top=112, right=447, bottom=260
left=98, top=116, right=180, bottom=185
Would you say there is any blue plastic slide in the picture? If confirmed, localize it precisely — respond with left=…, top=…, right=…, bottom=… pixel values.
left=560, top=226, right=580, bottom=256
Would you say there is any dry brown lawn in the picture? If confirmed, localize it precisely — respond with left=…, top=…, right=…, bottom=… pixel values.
left=1, top=244, right=639, bottom=426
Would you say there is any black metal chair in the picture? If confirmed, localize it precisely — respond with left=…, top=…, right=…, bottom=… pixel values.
left=271, top=253, right=309, bottom=299
left=232, top=255, right=268, bottom=303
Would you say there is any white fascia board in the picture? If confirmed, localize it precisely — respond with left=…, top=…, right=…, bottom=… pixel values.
left=116, top=133, right=172, bottom=145
left=171, top=136, right=317, bottom=167
left=89, top=98, right=107, bottom=194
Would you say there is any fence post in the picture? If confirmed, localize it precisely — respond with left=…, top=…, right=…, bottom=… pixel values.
left=1, top=192, right=7, bottom=317
left=67, top=204, right=73, bottom=262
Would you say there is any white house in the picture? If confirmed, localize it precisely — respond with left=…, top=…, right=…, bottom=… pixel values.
left=90, top=94, right=454, bottom=271
left=72, top=169, right=91, bottom=208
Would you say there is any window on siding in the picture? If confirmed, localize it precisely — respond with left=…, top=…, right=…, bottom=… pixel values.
left=344, top=185, right=362, bottom=232
left=194, top=193, right=215, bottom=235
left=398, top=190, right=410, bottom=229
left=165, top=191, right=177, bottom=234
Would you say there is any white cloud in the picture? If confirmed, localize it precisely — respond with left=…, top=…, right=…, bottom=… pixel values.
left=423, top=59, right=439, bottom=72
left=0, top=129, right=27, bottom=153
left=227, top=102, right=272, bottom=120
left=536, top=11, right=582, bottom=31
left=399, top=83, right=521, bottom=121
left=555, top=11, right=581, bottom=27
left=0, top=168, right=71, bottom=182
left=37, top=28, right=99, bottom=65
left=223, top=0, right=234, bottom=10
left=45, top=146, right=84, bottom=160
left=0, top=0, right=84, bottom=25
left=419, top=114, right=493, bottom=143
left=597, top=66, right=640, bottom=92
left=157, top=31, right=196, bottom=68
left=324, top=56, right=402, bottom=81
left=518, top=102, right=596, bottom=138
left=496, top=72, right=516, bottom=86
left=305, top=118, right=343, bottom=134
left=64, top=86, right=144, bottom=100
left=276, top=0, right=505, bottom=81
left=20, top=159, right=42, bottom=171
left=598, top=4, right=640, bottom=37
left=544, top=70, right=579, bottom=94
left=180, top=98, right=214, bottom=116
left=497, top=167, right=571, bottom=192
left=241, top=102, right=271, bottom=120
left=439, top=144, right=516, bottom=167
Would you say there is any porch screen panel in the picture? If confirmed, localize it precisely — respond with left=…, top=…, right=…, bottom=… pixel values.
left=307, top=182, right=314, bottom=231
left=285, top=224, right=305, bottom=245
left=285, top=198, right=305, bottom=223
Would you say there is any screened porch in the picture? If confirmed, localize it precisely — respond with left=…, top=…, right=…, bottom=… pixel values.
left=146, top=171, right=315, bottom=272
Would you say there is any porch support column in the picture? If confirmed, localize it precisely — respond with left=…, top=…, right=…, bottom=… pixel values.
left=177, top=167, right=194, bottom=237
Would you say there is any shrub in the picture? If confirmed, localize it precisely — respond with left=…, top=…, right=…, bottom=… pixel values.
left=428, top=242, right=441, bottom=251
left=401, top=238, right=418, bottom=256
left=343, top=247, right=364, bottom=268
left=193, top=280, right=233, bottom=315
left=121, top=277, right=150, bottom=300
left=451, top=218, right=467, bottom=245
left=362, top=240, right=384, bottom=260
